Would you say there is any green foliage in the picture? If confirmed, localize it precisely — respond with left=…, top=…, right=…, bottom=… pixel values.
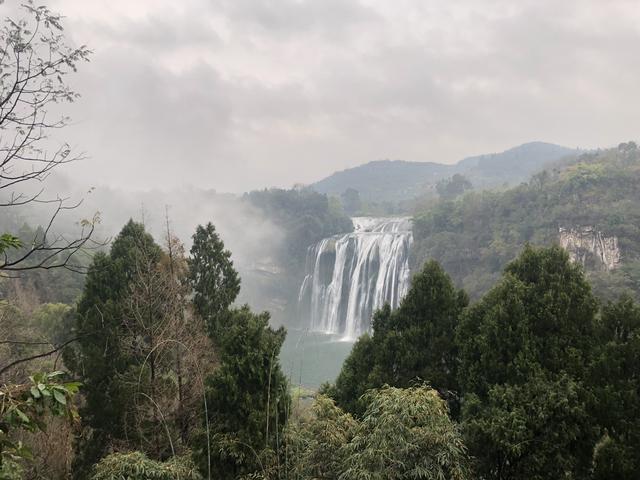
left=91, top=451, right=202, bottom=480
left=65, top=220, right=163, bottom=477
left=0, top=372, right=79, bottom=478
left=412, top=144, right=640, bottom=300
left=436, top=173, right=473, bottom=200
left=457, top=245, right=599, bottom=479
left=590, top=296, right=640, bottom=479
left=286, top=395, right=357, bottom=479
left=288, top=387, right=469, bottom=480
left=345, top=386, right=469, bottom=480
left=326, top=334, right=376, bottom=416
left=331, top=261, right=467, bottom=417
left=462, top=373, right=594, bottom=480
left=195, top=306, right=291, bottom=480
left=31, top=303, right=74, bottom=344
left=189, top=222, right=240, bottom=336
left=0, top=235, right=21, bottom=256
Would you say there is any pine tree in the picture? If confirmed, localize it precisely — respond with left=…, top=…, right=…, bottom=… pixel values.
left=188, top=223, right=241, bottom=336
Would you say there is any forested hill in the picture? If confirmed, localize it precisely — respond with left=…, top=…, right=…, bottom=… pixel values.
left=411, top=142, right=640, bottom=300
left=455, top=141, right=577, bottom=187
left=312, top=141, right=577, bottom=203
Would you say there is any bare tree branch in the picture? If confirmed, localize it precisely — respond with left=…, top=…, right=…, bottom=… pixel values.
left=0, top=3, right=97, bottom=275
left=0, top=333, right=91, bottom=378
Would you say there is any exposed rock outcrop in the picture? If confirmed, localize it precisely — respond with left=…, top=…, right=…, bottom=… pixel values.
left=559, top=226, right=621, bottom=271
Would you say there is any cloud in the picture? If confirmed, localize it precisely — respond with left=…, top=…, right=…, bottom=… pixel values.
left=8, top=0, right=640, bottom=192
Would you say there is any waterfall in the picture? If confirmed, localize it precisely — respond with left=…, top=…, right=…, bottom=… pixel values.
left=298, top=217, right=413, bottom=340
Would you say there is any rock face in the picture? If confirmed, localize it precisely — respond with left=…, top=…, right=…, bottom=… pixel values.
left=559, top=226, right=621, bottom=271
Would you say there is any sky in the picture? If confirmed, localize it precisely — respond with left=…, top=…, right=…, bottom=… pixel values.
left=6, top=0, right=640, bottom=192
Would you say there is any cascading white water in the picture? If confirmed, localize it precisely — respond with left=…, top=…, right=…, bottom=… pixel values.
left=297, top=217, right=413, bottom=340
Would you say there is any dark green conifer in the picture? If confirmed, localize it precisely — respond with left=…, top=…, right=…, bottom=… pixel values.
left=188, top=223, right=240, bottom=336
left=457, top=245, right=599, bottom=479
left=331, top=260, right=467, bottom=417
left=65, top=220, right=161, bottom=478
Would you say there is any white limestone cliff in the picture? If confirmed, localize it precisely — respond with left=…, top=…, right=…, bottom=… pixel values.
left=559, top=226, right=621, bottom=271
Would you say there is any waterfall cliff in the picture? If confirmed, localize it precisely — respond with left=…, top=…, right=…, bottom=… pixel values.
left=297, top=217, right=413, bottom=340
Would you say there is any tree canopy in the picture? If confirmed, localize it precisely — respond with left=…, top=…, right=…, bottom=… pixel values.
left=457, top=245, right=600, bottom=479
left=330, top=260, right=467, bottom=416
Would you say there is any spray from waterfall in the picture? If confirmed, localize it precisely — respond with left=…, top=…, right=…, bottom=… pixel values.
left=297, top=217, right=413, bottom=340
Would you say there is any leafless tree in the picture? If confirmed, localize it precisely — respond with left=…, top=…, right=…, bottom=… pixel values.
left=118, top=235, right=216, bottom=458
left=0, top=1, right=98, bottom=275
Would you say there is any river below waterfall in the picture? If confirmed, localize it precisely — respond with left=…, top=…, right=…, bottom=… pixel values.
left=279, top=328, right=354, bottom=389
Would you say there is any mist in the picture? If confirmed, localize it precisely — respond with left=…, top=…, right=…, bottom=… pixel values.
left=5, top=171, right=287, bottom=315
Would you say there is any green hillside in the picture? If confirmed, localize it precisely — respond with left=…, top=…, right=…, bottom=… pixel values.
left=411, top=142, right=640, bottom=300
left=312, top=142, right=577, bottom=203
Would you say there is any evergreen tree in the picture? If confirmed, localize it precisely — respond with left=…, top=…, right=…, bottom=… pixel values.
left=326, top=333, right=376, bottom=416
left=65, top=220, right=162, bottom=478
left=457, top=245, right=599, bottom=479
left=331, top=261, right=467, bottom=416
left=188, top=223, right=241, bottom=336
left=590, top=296, right=640, bottom=479
left=194, top=307, right=290, bottom=479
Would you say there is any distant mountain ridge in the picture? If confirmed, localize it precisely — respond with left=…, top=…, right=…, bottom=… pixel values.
left=312, top=142, right=578, bottom=203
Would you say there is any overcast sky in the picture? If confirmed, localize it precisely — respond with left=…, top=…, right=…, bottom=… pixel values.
left=9, top=0, right=640, bottom=192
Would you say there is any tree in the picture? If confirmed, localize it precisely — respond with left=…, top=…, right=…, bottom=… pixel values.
left=0, top=2, right=96, bottom=275
left=326, top=333, right=376, bottom=416
left=0, top=371, right=80, bottom=478
left=117, top=241, right=213, bottom=460
left=67, top=220, right=217, bottom=476
left=194, top=306, right=290, bottom=480
left=64, top=220, right=162, bottom=477
left=341, top=385, right=470, bottom=480
left=188, top=223, right=240, bottom=336
left=462, top=372, right=594, bottom=480
left=286, top=395, right=357, bottom=479
left=331, top=261, right=467, bottom=417
left=436, top=174, right=472, bottom=200
left=456, top=245, right=599, bottom=479
left=590, top=296, right=640, bottom=479
left=289, top=387, right=469, bottom=480
left=0, top=11, right=97, bottom=460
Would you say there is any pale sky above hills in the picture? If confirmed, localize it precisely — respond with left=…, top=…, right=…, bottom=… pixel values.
left=5, top=0, right=640, bottom=192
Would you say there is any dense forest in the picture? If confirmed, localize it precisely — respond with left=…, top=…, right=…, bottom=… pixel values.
left=411, top=142, right=640, bottom=301
left=1, top=3, right=640, bottom=480
left=5, top=221, right=640, bottom=479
